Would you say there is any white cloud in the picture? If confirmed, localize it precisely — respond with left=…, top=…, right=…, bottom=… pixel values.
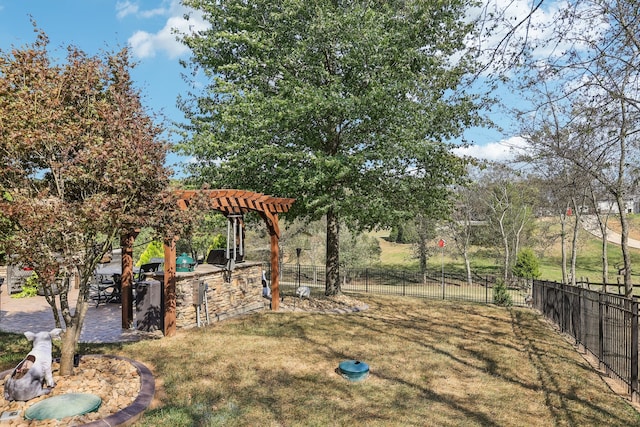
left=116, top=1, right=139, bottom=19
left=139, top=7, right=168, bottom=19
left=117, top=0, right=169, bottom=19
left=127, top=30, right=156, bottom=58
left=125, top=0, right=208, bottom=59
left=454, top=136, right=528, bottom=162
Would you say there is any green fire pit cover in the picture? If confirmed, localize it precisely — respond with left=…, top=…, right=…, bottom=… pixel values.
left=24, top=393, right=102, bottom=421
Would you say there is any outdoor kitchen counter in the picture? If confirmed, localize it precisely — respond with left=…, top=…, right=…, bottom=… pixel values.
left=169, top=261, right=266, bottom=328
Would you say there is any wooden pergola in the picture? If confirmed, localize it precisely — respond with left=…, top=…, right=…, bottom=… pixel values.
left=119, top=189, right=295, bottom=336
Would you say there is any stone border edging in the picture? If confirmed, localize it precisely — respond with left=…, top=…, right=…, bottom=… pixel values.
left=1, top=354, right=155, bottom=427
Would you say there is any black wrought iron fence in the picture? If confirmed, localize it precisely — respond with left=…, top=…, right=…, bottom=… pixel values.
left=269, top=263, right=530, bottom=307
left=532, top=279, right=639, bottom=402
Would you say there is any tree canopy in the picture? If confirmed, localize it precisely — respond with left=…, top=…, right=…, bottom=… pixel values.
left=178, top=0, right=487, bottom=294
left=0, top=27, right=176, bottom=374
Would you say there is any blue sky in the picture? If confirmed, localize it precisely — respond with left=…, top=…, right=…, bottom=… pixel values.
left=0, top=0, right=531, bottom=174
left=0, top=0, right=208, bottom=173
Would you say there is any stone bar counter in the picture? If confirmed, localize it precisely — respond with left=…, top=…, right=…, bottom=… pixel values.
left=145, top=261, right=267, bottom=330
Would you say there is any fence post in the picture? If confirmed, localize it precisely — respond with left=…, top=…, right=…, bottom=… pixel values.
left=599, top=292, right=604, bottom=366
left=560, top=281, right=565, bottom=333
left=365, top=268, right=369, bottom=293
left=313, top=265, right=317, bottom=288
left=632, top=298, right=639, bottom=402
left=578, top=287, right=583, bottom=346
left=402, top=271, right=406, bottom=296
left=485, top=276, right=489, bottom=304
left=442, top=274, right=447, bottom=299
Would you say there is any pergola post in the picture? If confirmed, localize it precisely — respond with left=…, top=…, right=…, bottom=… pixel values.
left=163, top=238, right=177, bottom=337
left=120, top=229, right=138, bottom=329
left=270, top=232, right=280, bottom=311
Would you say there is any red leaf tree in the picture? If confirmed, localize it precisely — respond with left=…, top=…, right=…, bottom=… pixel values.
left=0, top=26, right=177, bottom=375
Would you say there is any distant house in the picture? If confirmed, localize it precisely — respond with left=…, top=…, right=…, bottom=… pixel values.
left=596, top=198, right=640, bottom=214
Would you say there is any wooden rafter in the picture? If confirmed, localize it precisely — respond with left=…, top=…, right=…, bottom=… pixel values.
left=175, top=189, right=294, bottom=216
left=175, top=189, right=295, bottom=238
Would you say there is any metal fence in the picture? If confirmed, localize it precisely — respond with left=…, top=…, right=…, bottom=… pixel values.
left=271, top=263, right=530, bottom=307
left=532, top=279, right=639, bottom=401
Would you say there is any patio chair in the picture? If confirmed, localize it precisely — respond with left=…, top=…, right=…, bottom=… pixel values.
left=91, top=273, right=121, bottom=307
left=134, top=262, right=163, bottom=283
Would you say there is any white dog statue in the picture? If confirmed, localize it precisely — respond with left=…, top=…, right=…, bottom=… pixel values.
left=295, top=286, right=311, bottom=299
left=4, top=328, right=62, bottom=402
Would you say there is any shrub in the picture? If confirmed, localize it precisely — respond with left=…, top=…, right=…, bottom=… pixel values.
left=512, top=248, right=541, bottom=279
left=493, top=279, right=513, bottom=307
left=208, top=234, right=226, bottom=250
left=12, top=272, right=38, bottom=298
left=137, top=241, right=165, bottom=266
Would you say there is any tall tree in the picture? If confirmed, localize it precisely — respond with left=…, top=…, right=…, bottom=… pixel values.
left=586, top=183, right=612, bottom=288
left=447, top=181, right=484, bottom=286
left=479, top=168, right=536, bottom=283
left=515, top=0, right=640, bottom=296
left=518, top=123, right=595, bottom=286
left=0, top=28, right=176, bottom=374
left=178, top=0, right=484, bottom=295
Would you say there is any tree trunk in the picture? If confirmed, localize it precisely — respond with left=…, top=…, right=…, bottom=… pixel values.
left=601, top=226, right=609, bottom=293
left=499, top=211, right=509, bottom=283
left=463, top=247, right=472, bottom=286
left=121, top=230, right=137, bottom=329
left=560, top=213, right=567, bottom=285
left=590, top=189, right=609, bottom=289
left=615, top=195, right=633, bottom=297
left=513, top=206, right=526, bottom=269
left=418, top=237, right=428, bottom=282
left=615, top=100, right=633, bottom=297
left=60, top=327, right=77, bottom=376
left=570, top=203, right=579, bottom=287
left=59, top=299, right=88, bottom=376
left=325, top=207, right=341, bottom=296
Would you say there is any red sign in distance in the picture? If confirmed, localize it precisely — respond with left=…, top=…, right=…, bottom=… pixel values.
left=438, top=239, right=445, bottom=248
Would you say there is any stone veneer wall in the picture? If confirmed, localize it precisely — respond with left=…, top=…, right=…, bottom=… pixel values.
left=171, top=261, right=267, bottom=329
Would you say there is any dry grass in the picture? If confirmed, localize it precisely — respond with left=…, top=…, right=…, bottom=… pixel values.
left=104, top=295, right=640, bottom=426
left=604, top=214, right=640, bottom=239
left=1, top=295, right=638, bottom=425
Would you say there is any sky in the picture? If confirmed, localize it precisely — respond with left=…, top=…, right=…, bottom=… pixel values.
left=0, top=0, right=209, bottom=173
left=0, top=0, right=534, bottom=175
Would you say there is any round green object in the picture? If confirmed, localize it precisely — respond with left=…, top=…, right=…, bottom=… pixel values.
left=176, top=252, right=195, bottom=272
left=338, top=360, right=369, bottom=382
left=24, top=393, right=102, bottom=421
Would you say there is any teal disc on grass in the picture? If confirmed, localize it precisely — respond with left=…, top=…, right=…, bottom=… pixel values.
left=338, top=360, right=369, bottom=382
left=24, top=393, right=102, bottom=420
